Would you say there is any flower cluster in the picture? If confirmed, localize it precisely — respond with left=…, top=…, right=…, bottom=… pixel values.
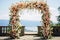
left=9, top=1, right=51, bottom=39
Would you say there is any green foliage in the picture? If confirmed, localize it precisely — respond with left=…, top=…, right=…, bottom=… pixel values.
left=50, top=21, right=54, bottom=26
left=8, top=24, right=12, bottom=33
left=56, top=7, right=60, bottom=26
left=39, top=27, right=43, bottom=36
left=56, top=23, right=60, bottom=26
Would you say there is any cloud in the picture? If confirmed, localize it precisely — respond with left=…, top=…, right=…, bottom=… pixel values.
left=0, top=6, right=59, bottom=23
left=49, top=7, right=59, bottom=23
left=0, top=13, right=9, bottom=20
left=20, top=7, right=59, bottom=23
left=20, top=9, right=42, bottom=21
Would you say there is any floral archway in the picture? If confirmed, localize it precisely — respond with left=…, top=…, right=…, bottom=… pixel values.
left=9, top=1, right=51, bottom=39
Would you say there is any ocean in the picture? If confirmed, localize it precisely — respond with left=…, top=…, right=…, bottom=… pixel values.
left=0, top=20, right=43, bottom=32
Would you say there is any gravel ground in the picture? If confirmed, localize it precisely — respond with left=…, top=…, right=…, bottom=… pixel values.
left=0, top=35, right=60, bottom=40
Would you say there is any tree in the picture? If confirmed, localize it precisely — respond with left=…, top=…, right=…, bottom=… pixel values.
left=57, top=7, right=60, bottom=26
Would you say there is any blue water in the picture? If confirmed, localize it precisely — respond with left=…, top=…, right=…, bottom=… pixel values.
left=0, top=20, right=43, bottom=32
left=0, top=20, right=42, bottom=26
left=0, top=20, right=9, bottom=26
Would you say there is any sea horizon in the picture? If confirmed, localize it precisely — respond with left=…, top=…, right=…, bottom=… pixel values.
left=0, top=20, right=43, bottom=32
left=0, top=20, right=42, bottom=26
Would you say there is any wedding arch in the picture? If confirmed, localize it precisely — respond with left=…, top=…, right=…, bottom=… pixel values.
left=9, top=1, right=51, bottom=39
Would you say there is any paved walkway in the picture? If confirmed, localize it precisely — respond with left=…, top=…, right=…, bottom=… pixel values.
left=0, top=35, right=60, bottom=40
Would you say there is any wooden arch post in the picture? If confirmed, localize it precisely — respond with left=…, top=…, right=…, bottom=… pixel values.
left=9, top=1, right=51, bottom=39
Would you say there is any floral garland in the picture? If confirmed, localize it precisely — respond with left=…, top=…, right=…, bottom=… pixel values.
left=9, top=1, right=51, bottom=39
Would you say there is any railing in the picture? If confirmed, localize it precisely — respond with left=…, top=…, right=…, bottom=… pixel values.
left=38, top=26, right=43, bottom=36
left=0, top=26, right=9, bottom=36
left=38, top=26, right=60, bottom=36
left=52, top=26, right=60, bottom=36
left=1, top=26, right=60, bottom=36
left=0, top=26, right=8, bottom=33
left=0, top=26, right=25, bottom=36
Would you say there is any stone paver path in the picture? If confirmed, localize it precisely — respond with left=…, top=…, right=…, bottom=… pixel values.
left=0, top=35, right=60, bottom=40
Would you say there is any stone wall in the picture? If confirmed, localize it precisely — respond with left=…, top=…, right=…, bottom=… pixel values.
left=52, top=26, right=60, bottom=36
left=38, top=26, right=43, bottom=36
left=38, top=26, right=60, bottom=36
left=0, top=26, right=25, bottom=36
left=20, top=26, right=25, bottom=36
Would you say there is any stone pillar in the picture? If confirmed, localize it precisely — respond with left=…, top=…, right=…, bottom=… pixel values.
left=38, top=26, right=43, bottom=36
left=20, top=26, right=25, bottom=36
left=0, top=26, right=2, bottom=34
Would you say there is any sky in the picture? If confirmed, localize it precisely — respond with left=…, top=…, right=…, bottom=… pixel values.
left=0, top=0, right=60, bottom=25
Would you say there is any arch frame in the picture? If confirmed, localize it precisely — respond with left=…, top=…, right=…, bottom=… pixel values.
left=9, top=1, right=51, bottom=39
